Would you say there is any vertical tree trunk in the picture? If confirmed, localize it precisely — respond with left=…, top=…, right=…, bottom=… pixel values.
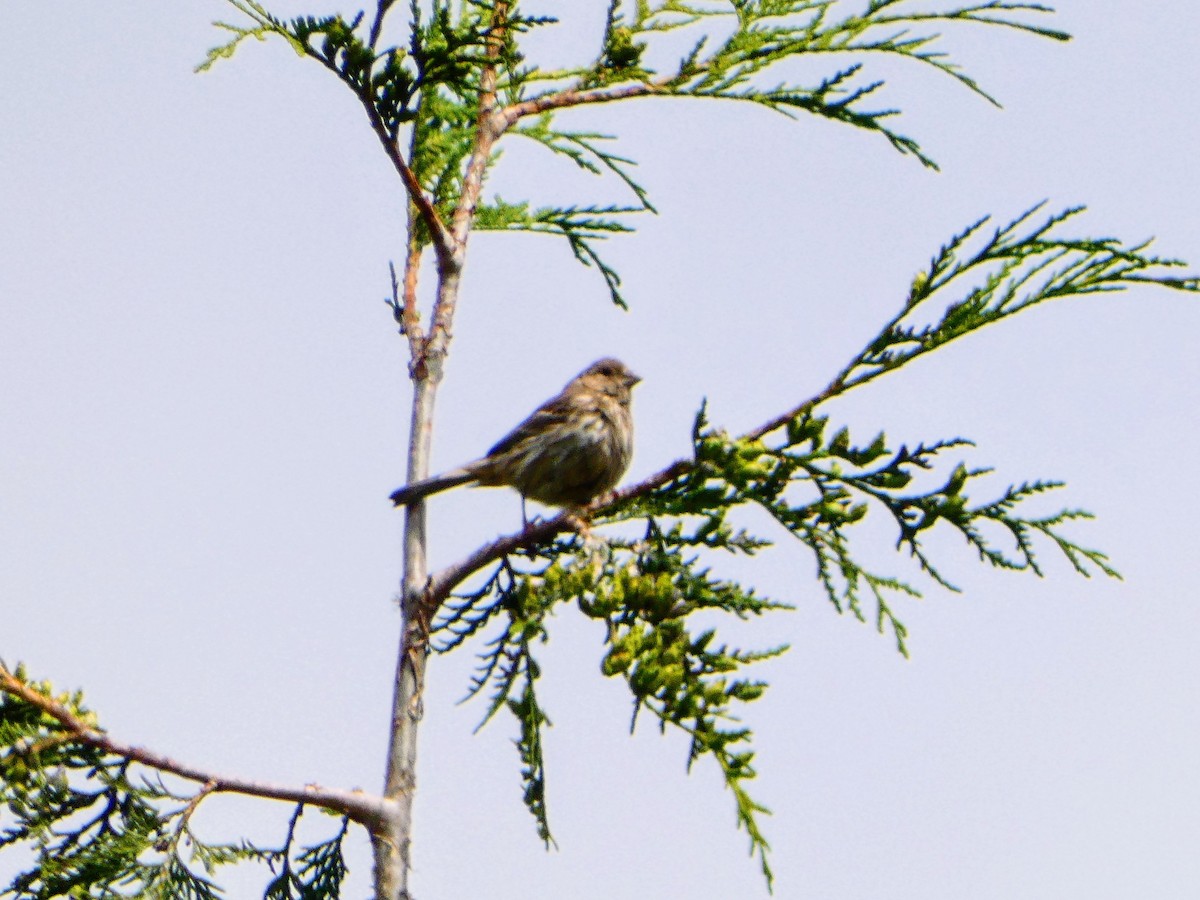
left=373, top=261, right=461, bottom=898
left=370, top=7, right=507, bottom=894
left=373, top=372, right=436, bottom=900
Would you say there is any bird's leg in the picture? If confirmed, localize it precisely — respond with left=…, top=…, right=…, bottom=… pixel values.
left=520, top=497, right=552, bottom=531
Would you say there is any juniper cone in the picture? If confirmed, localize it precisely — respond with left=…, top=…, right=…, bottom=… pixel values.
left=390, top=358, right=640, bottom=508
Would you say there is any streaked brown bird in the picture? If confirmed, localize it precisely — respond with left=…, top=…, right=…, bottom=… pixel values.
left=390, top=358, right=640, bottom=510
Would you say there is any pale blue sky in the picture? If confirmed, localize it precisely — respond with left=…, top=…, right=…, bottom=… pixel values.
left=2, top=3, right=1198, bottom=898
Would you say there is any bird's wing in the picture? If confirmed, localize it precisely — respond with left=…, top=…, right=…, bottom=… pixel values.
left=483, top=390, right=574, bottom=458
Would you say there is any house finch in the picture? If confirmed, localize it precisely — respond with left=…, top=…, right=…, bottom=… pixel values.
left=390, top=358, right=640, bottom=509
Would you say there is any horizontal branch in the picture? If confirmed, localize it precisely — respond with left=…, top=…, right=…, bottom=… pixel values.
left=0, top=663, right=397, bottom=830
left=501, top=82, right=660, bottom=125
left=426, top=460, right=690, bottom=605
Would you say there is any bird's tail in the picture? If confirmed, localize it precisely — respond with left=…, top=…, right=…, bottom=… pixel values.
left=389, top=468, right=476, bottom=506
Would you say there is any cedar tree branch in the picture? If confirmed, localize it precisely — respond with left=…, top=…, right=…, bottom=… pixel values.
left=0, top=662, right=397, bottom=831
left=501, top=82, right=662, bottom=125
left=362, top=102, right=454, bottom=273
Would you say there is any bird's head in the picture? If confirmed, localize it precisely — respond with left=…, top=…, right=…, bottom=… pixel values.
left=576, top=358, right=641, bottom=400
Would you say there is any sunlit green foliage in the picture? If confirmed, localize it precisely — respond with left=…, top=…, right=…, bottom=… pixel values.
left=433, top=525, right=788, bottom=882
left=200, top=0, right=1073, bottom=304
left=423, top=197, right=1197, bottom=883
left=850, top=203, right=1200, bottom=386
left=0, top=665, right=351, bottom=900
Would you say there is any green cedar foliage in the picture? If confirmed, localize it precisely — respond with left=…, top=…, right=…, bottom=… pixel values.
left=428, top=188, right=1200, bottom=876
left=196, top=0, right=1070, bottom=305
left=0, top=663, right=350, bottom=899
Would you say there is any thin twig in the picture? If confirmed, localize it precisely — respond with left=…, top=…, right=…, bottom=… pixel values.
left=369, top=0, right=398, bottom=50
left=746, top=376, right=848, bottom=441
left=361, top=102, right=454, bottom=272
left=501, top=81, right=662, bottom=125
left=179, top=779, right=218, bottom=828
left=388, top=247, right=427, bottom=373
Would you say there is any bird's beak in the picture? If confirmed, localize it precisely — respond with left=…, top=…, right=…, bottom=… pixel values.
left=627, top=371, right=641, bottom=387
